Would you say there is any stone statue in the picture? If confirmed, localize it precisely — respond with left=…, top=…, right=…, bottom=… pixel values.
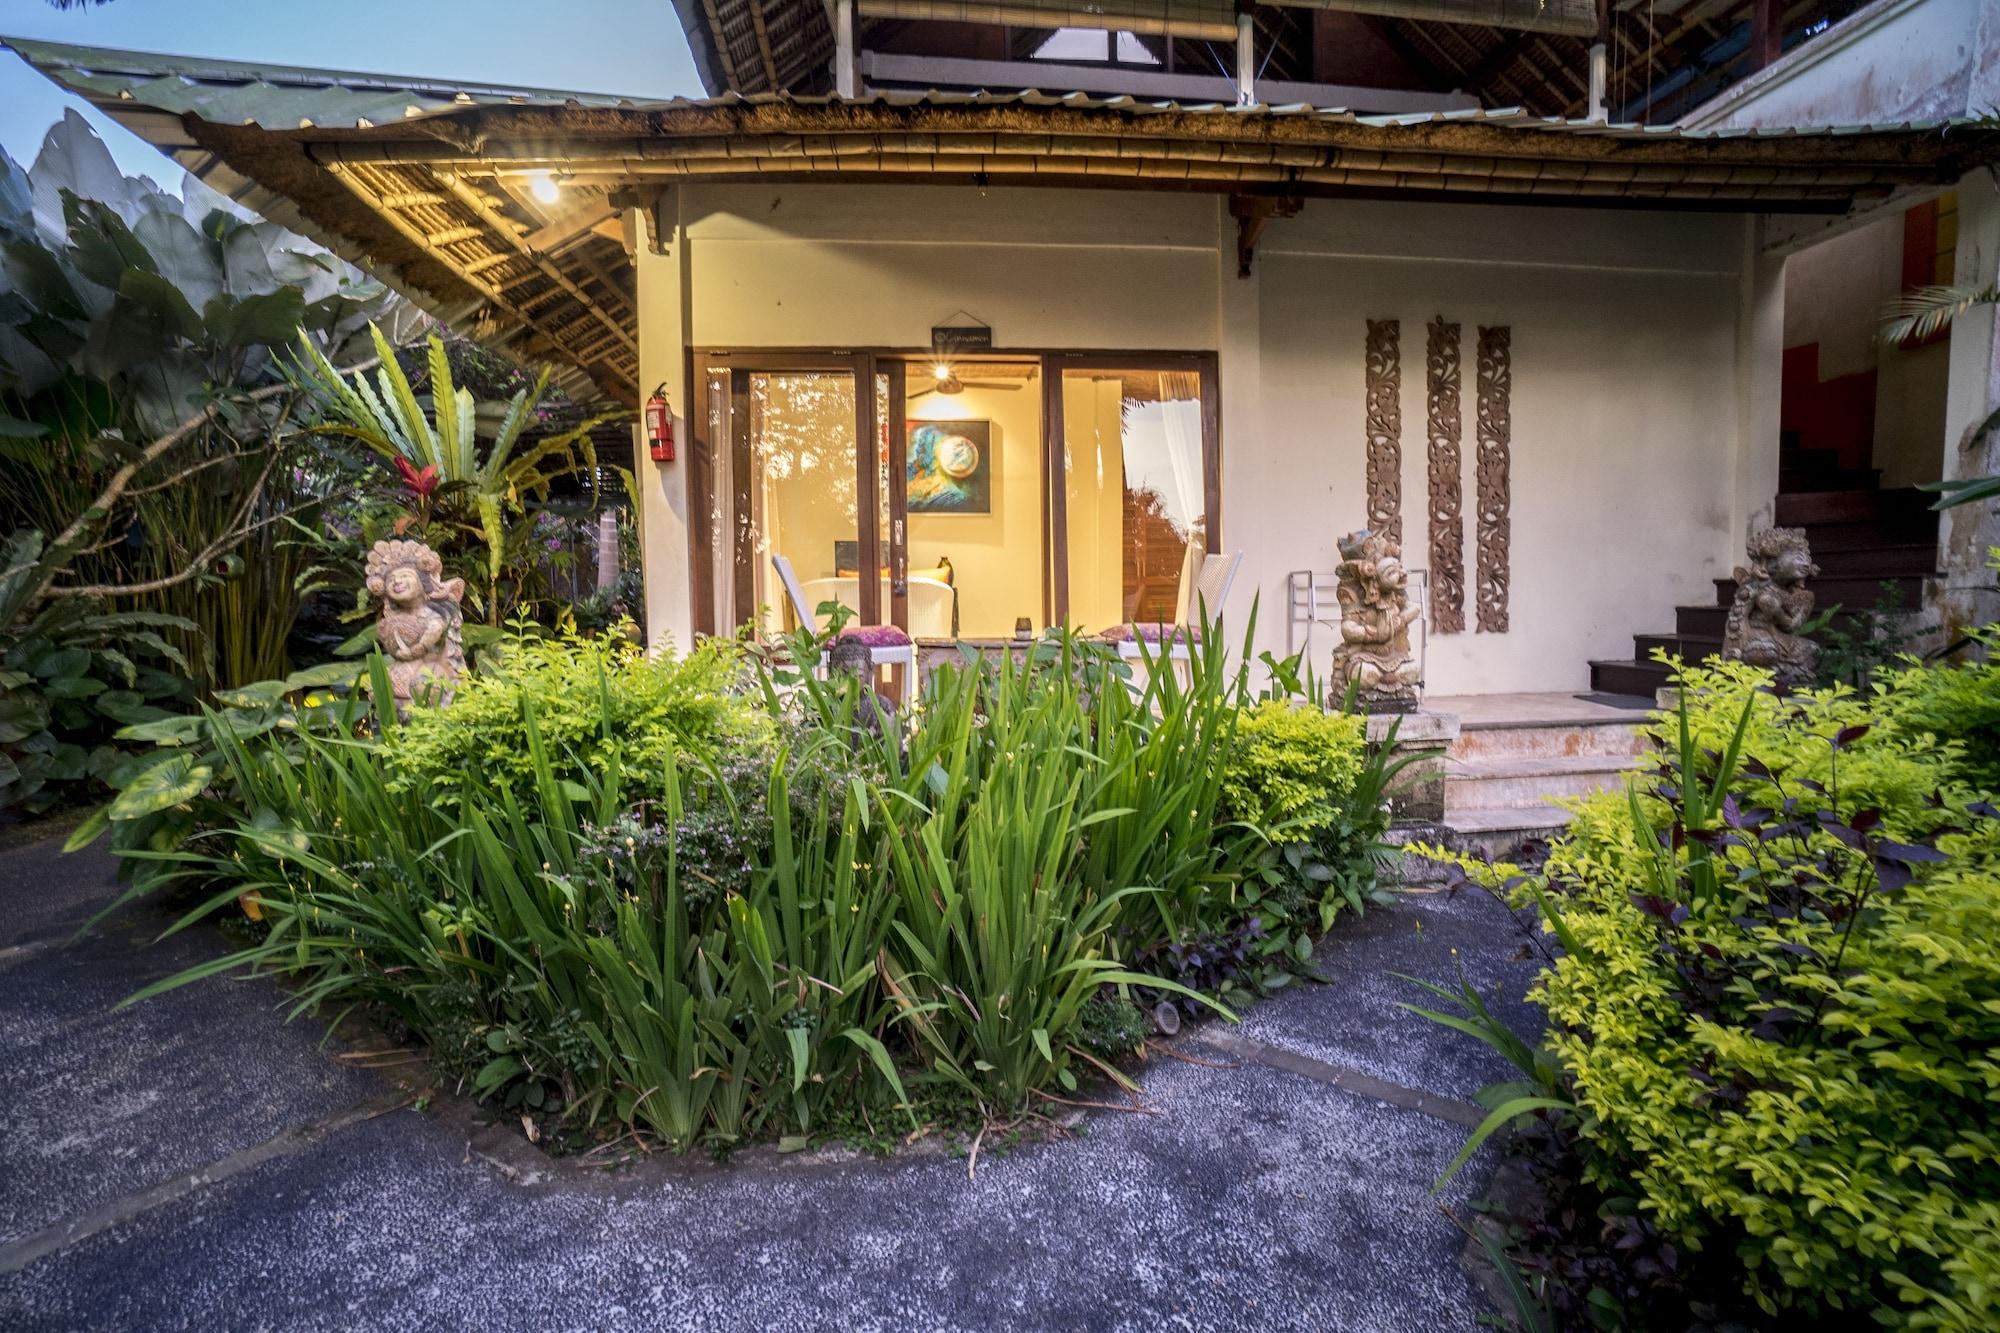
left=365, top=538, right=466, bottom=714
left=1330, top=529, right=1422, bottom=710
left=826, top=635, right=900, bottom=755
left=1724, top=526, right=1819, bottom=687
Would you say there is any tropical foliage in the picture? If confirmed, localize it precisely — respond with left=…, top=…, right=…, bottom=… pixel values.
left=87, top=615, right=1403, bottom=1151
left=0, top=115, right=412, bottom=809
left=1416, top=654, right=2000, bottom=1331
left=291, top=326, right=621, bottom=622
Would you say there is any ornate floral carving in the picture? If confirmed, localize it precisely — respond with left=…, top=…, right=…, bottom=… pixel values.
left=1425, top=316, right=1465, bottom=634
left=1330, top=529, right=1422, bottom=711
left=1474, top=326, right=1512, bottom=634
left=1724, top=527, right=1820, bottom=687
left=365, top=538, right=466, bottom=715
left=1364, top=319, right=1402, bottom=546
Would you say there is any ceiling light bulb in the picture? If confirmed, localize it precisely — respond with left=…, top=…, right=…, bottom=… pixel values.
left=932, top=362, right=952, bottom=381
left=527, top=170, right=560, bottom=204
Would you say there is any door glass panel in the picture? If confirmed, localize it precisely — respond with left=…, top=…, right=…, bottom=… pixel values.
left=1062, top=369, right=1207, bottom=631
left=1064, top=366, right=1200, bottom=632
left=903, top=359, right=1042, bottom=639
left=734, top=371, right=858, bottom=636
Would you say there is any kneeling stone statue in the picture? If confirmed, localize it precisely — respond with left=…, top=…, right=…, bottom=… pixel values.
left=1723, top=526, right=1819, bottom=688
left=1329, top=529, right=1422, bottom=711
left=366, top=538, right=466, bottom=715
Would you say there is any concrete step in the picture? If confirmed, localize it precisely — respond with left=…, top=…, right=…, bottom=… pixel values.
left=1675, top=604, right=1728, bottom=637
left=1445, top=753, right=1643, bottom=810
left=1809, top=543, right=1938, bottom=577
left=1439, top=805, right=1576, bottom=861
left=1774, top=487, right=1930, bottom=526
left=1633, top=633, right=1722, bottom=662
left=1779, top=466, right=1880, bottom=493
left=1591, top=658, right=1673, bottom=696
left=1797, top=517, right=1939, bottom=551
left=1450, top=718, right=1648, bottom=763
left=1713, top=573, right=1926, bottom=607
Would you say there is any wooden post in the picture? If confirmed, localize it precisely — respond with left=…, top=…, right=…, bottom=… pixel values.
left=1749, top=0, right=1783, bottom=72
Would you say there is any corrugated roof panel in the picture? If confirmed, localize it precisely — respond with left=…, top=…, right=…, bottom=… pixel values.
left=5, top=33, right=1986, bottom=142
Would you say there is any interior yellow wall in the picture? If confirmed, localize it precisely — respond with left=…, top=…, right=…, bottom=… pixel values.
left=906, top=378, right=1044, bottom=637
left=1062, top=377, right=1129, bottom=632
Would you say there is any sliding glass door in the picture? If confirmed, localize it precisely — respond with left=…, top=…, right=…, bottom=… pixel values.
left=691, top=351, right=1217, bottom=642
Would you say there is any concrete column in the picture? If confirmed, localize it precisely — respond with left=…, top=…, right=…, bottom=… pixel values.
left=635, top=188, right=696, bottom=653
left=1938, top=166, right=2000, bottom=638
left=1235, top=12, right=1255, bottom=107
left=1731, top=215, right=1786, bottom=563
left=1216, top=196, right=1261, bottom=654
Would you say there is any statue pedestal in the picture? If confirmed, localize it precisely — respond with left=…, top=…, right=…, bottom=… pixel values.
left=1363, top=707, right=1459, bottom=825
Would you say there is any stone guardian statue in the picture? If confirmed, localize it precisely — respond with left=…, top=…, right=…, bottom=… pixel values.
left=365, top=538, right=466, bottom=714
left=1723, top=526, right=1819, bottom=688
left=1330, top=529, right=1422, bottom=711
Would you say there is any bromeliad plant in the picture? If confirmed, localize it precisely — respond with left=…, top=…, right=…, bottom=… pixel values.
left=291, top=326, right=622, bottom=622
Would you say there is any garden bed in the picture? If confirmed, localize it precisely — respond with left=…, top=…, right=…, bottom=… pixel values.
left=80, top=621, right=1409, bottom=1159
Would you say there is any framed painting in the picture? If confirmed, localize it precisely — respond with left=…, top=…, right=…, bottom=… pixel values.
left=907, top=420, right=993, bottom=515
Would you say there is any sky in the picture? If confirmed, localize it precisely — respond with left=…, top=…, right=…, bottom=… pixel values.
left=0, top=0, right=706, bottom=182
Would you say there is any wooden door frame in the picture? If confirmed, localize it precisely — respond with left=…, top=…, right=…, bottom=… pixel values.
left=689, top=346, right=1222, bottom=638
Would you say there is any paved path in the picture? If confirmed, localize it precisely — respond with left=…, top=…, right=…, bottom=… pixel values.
left=0, top=833, right=1541, bottom=1332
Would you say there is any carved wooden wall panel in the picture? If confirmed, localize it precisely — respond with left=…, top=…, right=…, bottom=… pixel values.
left=1424, top=316, right=1465, bottom=634
left=1364, top=319, right=1402, bottom=545
left=1475, top=326, right=1513, bottom=634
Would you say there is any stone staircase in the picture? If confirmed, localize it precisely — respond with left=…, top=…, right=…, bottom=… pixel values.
left=1439, top=702, right=1653, bottom=858
left=1588, top=443, right=1940, bottom=696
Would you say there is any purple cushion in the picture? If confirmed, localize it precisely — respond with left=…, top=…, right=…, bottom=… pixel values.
left=1101, top=622, right=1201, bottom=644
left=837, top=624, right=913, bottom=647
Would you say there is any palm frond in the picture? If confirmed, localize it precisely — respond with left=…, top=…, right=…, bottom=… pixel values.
left=1880, top=283, right=1998, bottom=346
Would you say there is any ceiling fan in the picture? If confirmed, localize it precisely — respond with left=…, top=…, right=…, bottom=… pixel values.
left=909, top=361, right=1028, bottom=400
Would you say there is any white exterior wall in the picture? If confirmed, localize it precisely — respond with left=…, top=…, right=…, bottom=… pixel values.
left=633, top=183, right=1765, bottom=695
left=1682, top=0, right=2000, bottom=129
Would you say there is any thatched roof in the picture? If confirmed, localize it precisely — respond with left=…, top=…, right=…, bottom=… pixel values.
left=11, top=34, right=1995, bottom=403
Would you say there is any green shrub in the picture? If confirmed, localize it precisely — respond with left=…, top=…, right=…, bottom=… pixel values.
left=1220, top=699, right=1367, bottom=838
left=1424, top=657, right=2000, bottom=1329
left=1876, top=638, right=2000, bottom=791
left=387, top=630, right=759, bottom=804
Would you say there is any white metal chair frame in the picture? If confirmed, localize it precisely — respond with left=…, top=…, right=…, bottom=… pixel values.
left=770, top=553, right=918, bottom=678
left=1116, top=550, right=1241, bottom=663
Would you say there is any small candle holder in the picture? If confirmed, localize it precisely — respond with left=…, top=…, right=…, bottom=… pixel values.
left=1014, top=616, right=1033, bottom=641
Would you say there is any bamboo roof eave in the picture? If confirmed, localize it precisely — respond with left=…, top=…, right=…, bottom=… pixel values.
left=14, top=35, right=1998, bottom=404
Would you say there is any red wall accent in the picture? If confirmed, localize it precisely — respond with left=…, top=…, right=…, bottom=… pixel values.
left=1781, top=342, right=1876, bottom=471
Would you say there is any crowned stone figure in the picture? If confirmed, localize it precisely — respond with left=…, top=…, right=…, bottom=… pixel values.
left=1330, top=529, right=1422, bottom=711
left=1723, top=526, right=1820, bottom=688
left=365, top=538, right=466, bottom=715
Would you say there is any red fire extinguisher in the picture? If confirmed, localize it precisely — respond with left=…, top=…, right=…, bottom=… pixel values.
left=644, top=384, right=675, bottom=462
